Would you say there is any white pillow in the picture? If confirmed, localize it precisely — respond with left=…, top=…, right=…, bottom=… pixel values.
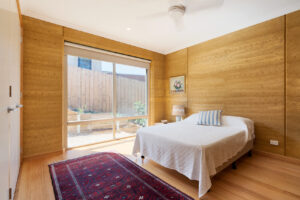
left=222, top=116, right=255, bottom=141
left=183, top=113, right=199, bottom=124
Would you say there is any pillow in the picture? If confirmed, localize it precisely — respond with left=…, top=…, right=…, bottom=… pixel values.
left=182, top=113, right=199, bottom=124
left=197, top=110, right=222, bottom=126
left=222, top=116, right=255, bottom=141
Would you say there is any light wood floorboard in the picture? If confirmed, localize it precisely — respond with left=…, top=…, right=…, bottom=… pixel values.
left=14, top=138, right=300, bottom=200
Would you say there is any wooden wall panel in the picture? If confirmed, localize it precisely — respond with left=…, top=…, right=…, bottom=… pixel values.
left=23, top=16, right=63, bottom=157
left=187, top=17, right=285, bottom=154
left=165, top=49, right=188, bottom=122
left=286, top=10, right=300, bottom=159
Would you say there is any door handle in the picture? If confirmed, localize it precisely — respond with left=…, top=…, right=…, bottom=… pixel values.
left=7, top=104, right=23, bottom=113
left=7, top=106, right=15, bottom=113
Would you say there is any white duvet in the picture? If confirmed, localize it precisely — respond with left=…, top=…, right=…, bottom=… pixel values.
left=132, top=115, right=254, bottom=198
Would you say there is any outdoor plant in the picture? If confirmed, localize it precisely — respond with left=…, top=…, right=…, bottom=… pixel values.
left=77, top=105, right=88, bottom=114
left=134, top=101, right=145, bottom=115
left=131, top=101, right=146, bottom=127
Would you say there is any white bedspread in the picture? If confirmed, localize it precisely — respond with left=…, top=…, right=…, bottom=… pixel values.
left=132, top=115, right=254, bottom=198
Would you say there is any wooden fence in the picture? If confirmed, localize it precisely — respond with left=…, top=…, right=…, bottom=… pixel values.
left=68, top=66, right=146, bottom=115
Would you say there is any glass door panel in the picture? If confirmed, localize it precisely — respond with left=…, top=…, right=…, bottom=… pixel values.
left=115, top=118, right=148, bottom=139
left=68, top=122, right=113, bottom=148
left=116, top=64, right=148, bottom=117
left=67, top=55, right=113, bottom=122
left=67, top=55, right=114, bottom=148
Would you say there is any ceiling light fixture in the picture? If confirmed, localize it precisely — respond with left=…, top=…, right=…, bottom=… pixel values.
left=168, top=5, right=186, bottom=22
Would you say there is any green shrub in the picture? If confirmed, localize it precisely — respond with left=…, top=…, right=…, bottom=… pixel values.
left=131, top=101, right=146, bottom=127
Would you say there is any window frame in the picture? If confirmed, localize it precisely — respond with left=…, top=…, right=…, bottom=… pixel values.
left=63, top=44, right=150, bottom=149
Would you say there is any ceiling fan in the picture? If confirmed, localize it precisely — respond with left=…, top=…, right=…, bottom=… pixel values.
left=141, top=0, right=224, bottom=30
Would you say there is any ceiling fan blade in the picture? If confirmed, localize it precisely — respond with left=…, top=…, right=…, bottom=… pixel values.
left=174, top=18, right=184, bottom=31
left=185, top=0, right=224, bottom=13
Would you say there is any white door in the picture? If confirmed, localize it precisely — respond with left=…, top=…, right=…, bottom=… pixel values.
left=0, top=0, right=21, bottom=199
left=0, top=6, right=11, bottom=199
left=8, top=0, right=21, bottom=198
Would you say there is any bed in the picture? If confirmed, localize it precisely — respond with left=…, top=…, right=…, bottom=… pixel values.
left=132, top=114, right=255, bottom=198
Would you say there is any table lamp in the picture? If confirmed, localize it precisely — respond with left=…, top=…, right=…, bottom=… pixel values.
left=172, top=105, right=185, bottom=122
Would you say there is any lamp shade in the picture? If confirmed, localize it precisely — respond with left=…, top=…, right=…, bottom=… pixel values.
left=172, top=105, right=185, bottom=116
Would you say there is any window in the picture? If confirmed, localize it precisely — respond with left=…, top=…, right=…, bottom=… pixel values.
left=65, top=43, right=150, bottom=148
left=78, top=57, right=91, bottom=70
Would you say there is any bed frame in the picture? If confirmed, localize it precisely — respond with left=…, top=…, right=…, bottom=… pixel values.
left=215, top=139, right=253, bottom=173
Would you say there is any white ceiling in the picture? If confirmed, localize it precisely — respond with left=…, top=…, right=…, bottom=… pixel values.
left=20, top=0, right=300, bottom=54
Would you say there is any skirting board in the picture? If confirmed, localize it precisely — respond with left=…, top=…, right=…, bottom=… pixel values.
left=253, top=150, right=300, bottom=165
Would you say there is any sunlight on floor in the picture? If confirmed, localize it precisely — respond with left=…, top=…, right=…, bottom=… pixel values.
left=68, top=130, right=135, bottom=148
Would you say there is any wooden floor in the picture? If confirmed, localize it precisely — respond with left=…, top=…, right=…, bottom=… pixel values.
left=15, top=138, right=300, bottom=200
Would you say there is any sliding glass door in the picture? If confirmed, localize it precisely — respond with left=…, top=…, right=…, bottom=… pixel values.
left=65, top=43, right=149, bottom=148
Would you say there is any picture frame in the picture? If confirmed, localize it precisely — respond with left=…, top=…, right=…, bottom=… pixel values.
left=170, top=75, right=185, bottom=94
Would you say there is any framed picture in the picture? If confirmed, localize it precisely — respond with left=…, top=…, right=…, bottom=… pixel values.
left=170, top=75, right=185, bottom=94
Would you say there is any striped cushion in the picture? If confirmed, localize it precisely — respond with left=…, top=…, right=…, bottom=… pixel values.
left=197, top=110, right=222, bottom=126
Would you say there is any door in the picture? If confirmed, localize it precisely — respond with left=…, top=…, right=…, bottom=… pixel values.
left=0, top=6, right=11, bottom=199
left=8, top=0, right=21, bottom=198
left=0, top=1, right=21, bottom=199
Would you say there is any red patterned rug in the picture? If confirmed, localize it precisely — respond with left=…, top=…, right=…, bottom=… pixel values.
left=49, top=152, right=193, bottom=200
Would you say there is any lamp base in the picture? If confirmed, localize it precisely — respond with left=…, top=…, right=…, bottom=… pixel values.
left=176, top=116, right=182, bottom=122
